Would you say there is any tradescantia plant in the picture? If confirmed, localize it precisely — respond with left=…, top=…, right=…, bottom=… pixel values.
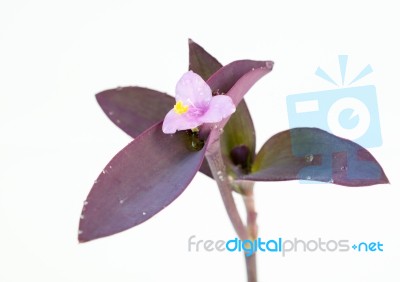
left=78, top=39, right=389, bottom=282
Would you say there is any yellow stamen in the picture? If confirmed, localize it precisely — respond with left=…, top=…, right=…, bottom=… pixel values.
left=174, top=100, right=189, bottom=115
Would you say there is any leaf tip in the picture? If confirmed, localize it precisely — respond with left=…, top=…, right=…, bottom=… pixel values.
left=265, top=61, right=274, bottom=70
left=95, top=90, right=105, bottom=104
left=382, top=172, right=390, bottom=185
left=77, top=230, right=87, bottom=243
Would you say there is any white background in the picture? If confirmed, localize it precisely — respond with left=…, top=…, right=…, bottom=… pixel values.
left=1, top=1, right=399, bottom=281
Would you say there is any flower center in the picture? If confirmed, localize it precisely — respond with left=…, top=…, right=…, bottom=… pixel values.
left=174, top=100, right=189, bottom=115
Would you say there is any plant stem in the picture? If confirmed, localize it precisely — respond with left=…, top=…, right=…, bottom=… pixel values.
left=240, top=181, right=257, bottom=240
left=245, top=254, right=257, bottom=282
left=205, top=137, right=258, bottom=282
left=205, top=146, right=248, bottom=241
left=240, top=182, right=258, bottom=282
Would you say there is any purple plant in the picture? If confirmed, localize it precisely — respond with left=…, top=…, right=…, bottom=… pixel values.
left=78, top=40, right=388, bottom=282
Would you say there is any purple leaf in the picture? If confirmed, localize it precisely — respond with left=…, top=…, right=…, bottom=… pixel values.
left=240, top=128, right=389, bottom=186
left=96, top=87, right=174, bottom=138
left=79, top=122, right=207, bottom=242
left=189, top=39, right=257, bottom=172
left=207, top=60, right=274, bottom=106
left=96, top=87, right=214, bottom=179
left=189, top=38, right=222, bottom=80
left=200, top=60, right=274, bottom=141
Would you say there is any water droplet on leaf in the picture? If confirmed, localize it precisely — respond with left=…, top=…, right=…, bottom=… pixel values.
left=305, top=154, right=314, bottom=163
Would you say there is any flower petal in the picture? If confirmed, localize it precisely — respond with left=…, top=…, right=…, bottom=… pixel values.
left=198, top=95, right=236, bottom=123
left=162, top=109, right=202, bottom=134
left=175, top=71, right=212, bottom=108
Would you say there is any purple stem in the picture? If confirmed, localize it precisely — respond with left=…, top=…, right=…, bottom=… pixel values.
left=205, top=131, right=258, bottom=282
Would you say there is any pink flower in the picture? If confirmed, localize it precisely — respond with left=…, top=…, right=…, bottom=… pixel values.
left=162, top=71, right=236, bottom=134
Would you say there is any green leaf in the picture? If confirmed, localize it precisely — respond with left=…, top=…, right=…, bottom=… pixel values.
left=220, top=101, right=255, bottom=173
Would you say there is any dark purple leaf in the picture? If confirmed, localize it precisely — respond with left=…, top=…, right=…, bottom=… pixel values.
left=189, top=38, right=222, bottom=80
left=79, top=122, right=207, bottom=242
left=207, top=60, right=274, bottom=106
left=200, top=60, right=274, bottom=142
left=96, top=87, right=174, bottom=138
left=239, top=128, right=389, bottom=186
left=188, top=40, right=257, bottom=174
left=96, top=86, right=214, bottom=179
